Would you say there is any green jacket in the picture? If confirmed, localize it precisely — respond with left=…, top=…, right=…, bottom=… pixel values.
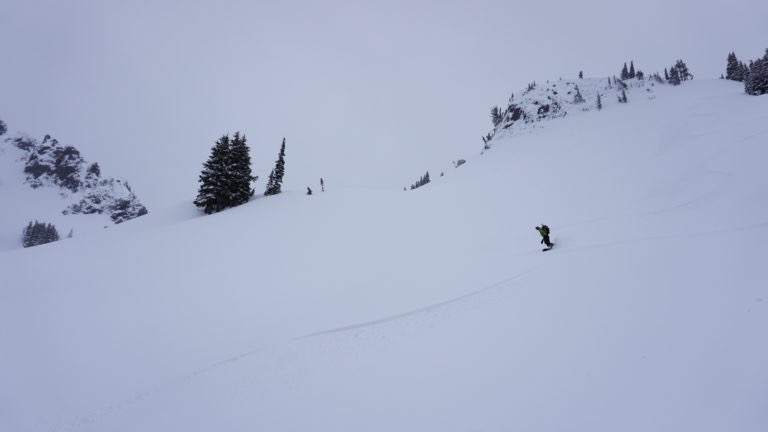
left=537, top=226, right=550, bottom=237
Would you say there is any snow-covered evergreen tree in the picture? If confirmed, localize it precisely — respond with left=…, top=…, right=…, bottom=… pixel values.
left=744, top=50, right=768, bottom=96
left=629, top=61, right=636, bottom=79
left=726, top=52, right=744, bottom=81
left=194, top=135, right=232, bottom=214
left=22, top=221, right=59, bottom=248
left=265, top=138, right=286, bottom=196
left=668, top=65, right=681, bottom=85
left=227, top=132, right=256, bottom=206
left=573, top=85, right=585, bottom=104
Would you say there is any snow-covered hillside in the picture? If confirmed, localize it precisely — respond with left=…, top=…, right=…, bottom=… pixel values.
left=0, top=128, right=147, bottom=250
left=1, top=79, right=766, bottom=432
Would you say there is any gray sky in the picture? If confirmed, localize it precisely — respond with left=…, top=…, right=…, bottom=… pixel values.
left=2, top=0, right=766, bottom=209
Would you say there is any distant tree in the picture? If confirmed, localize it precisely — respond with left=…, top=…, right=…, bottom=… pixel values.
left=410, top=171, right=431, bottom=190
left=0, top=119, right=6, bottom=136
left=596, top=93, right=602, bottom=110
left=22, top=221, right=60, bottom=248
left=629, top=61, right=636, bottom=79
left=726, top=52, right=742, bottom=81
left=607, top=77, right=611, bottom=88
left=674, top=60, right=693, bottom=81
left=320, top=178, right=325, bottom=192
left=579, top=71, right=583, bottom=79
left=573, top=85, right=585, bottom=104
left=668, top=65, right=681, bottom=85
left=265, top=138, right=287, bottom=196
left=621, top=62, right=629, bottom=80
left=664, top=68, right=669, bottom=81
left=87, top=162, right=101, bottom=178
left=744, top=49, right=768, bottom=95
left=617, top=89, right=628, bottom=103
left=636, top=70, right=644, bottom=80
left=490, top=105, right=503, bottom=126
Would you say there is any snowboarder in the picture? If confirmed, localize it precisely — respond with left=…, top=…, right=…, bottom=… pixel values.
left=536, top=224, right=553, bottom=250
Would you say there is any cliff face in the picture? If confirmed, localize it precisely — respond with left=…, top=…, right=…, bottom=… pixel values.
left=3, top=130, right=148, bottom=225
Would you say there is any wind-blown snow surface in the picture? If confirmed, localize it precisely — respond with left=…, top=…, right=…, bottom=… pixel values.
left=1, top=80, right=767, bottom=431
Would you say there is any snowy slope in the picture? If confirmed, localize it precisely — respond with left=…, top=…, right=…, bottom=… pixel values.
left=1, top=79, right=767, bottom=432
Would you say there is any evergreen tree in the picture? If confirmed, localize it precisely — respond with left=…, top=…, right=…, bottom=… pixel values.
left=194, top=135, right=232, bottom=214
left=726, top=52, right=741, bottom=80
left=629, top=61, right=636, bottom=79
left=621, top=63, right=629, bottom=80
left=0, top=119, right=6, bottom=136
left=579, top=71, right=583, bottom=79
left=490, top=106, right=503, bottom=126
left=573, top=85, right=585, bottom=104
left=745, top=53, right=768, bottom=95
left=409, top=171, right=431, bottom=190
left=227, top=132, right=256, bottom=206
left=265, top=138, right=287, bottom=196
left=22, top=221, right=59, bottom=248
left=668, top=65, right=681, bottom=85
left=664, top=68, right=669, bottom=81
left=675, top=60, right=692, bottom=81
left=596, top=93, right=602, bottom=110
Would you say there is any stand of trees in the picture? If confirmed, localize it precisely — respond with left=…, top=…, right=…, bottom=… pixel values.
left=194, top=132, right=256, bottom=214
left=728, top=49, right=768, bottom=95
left=22, top=221, right=59, bottom=248
left=410, top=171, right=431, bottom=190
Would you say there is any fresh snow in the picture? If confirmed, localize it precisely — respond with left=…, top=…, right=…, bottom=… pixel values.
left=1, top=79, right=767, bottom=431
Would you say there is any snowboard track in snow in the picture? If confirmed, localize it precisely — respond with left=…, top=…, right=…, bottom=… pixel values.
left=56, top=269, right=534, bottom=431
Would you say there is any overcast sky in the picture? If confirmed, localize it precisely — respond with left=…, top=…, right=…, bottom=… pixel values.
left=2, top=0, right=766, bottom=209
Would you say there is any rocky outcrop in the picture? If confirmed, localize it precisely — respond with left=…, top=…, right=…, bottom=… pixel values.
left=9, top=133, right=148, bottom=223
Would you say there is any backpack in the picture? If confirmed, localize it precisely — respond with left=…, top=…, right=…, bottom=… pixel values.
left=541, top=225, right=550, bottom=235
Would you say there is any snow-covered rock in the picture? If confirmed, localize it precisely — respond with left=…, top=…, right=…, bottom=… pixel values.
left=0, top=125, right=148, bottom=250
left=486, top=77, right=660, bottom=143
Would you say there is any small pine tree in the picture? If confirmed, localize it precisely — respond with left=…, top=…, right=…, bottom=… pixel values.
left=629, top=61, right=636, bottom=79
left=579, top=71, right=583, bottom=79
left=618, top=89, right=628, bottom=103
left=265, top=138, right=287, bottom=196
left=621, top=63, right=629, bottom=80
left=320, top=178, right=325, bottom=192
left=573, top=85, right=585, bottom=104
left=0, top=119, right=6, bottom=136
left=596, top=93, right=602, bottom=110
left=668, top=65, right=681, bottom=85
left=490, top=106, right=503, bottom=126
left=675, top=60, right=692, bottom=81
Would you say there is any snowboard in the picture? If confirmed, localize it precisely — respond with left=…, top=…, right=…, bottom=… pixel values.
left=542, top=244, right=555, bottom=252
